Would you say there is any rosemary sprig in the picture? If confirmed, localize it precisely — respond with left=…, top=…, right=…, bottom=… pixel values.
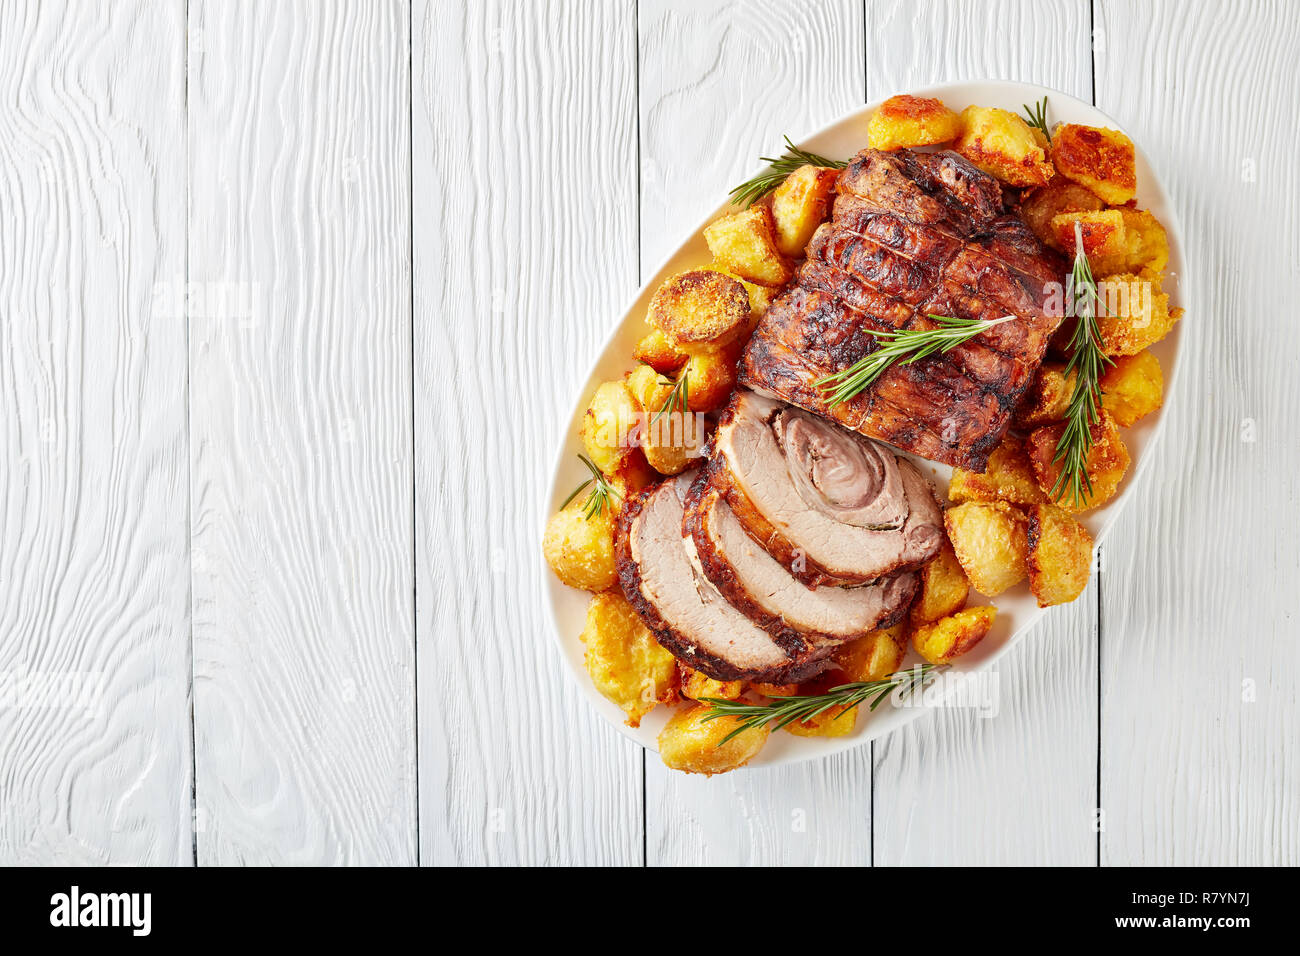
left=701, top=664, right=942, bottom=744
left=728, top=135, right=847, bottom=207
left=1023, top=95, right=1051, bottom=141
left=816, top=314, right=1016, bottom=406
left=1051, top=221, right=1114, bottom=507
left=559, top=453, right=622, bottom=520
left=651, top=370, right=689, bottom=425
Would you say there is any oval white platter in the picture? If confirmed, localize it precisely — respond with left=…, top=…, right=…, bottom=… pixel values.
left=542, top=80, right=1184, bottom=768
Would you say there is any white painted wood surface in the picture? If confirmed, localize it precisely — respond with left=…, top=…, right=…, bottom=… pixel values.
left=1, top=0, right=1297, bottom=866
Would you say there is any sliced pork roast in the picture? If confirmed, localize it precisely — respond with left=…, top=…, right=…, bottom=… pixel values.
left=616, top=474, right=834, bottom=683
left=683, top=469, right=918, bottom=647
left=712, top=390, right=943, bottom=588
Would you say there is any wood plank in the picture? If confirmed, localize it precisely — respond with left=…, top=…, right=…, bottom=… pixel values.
left=412, top=0, right=643, bottom=864
left=639, top=0, right=873, bottom=866
left=187, top=0, right=416, bottom=865
left=1095, top=0, right=1300, bottom=865
left=866, top=0, right=1099, bottom=867
left=0, top=0, right=192, bottom=865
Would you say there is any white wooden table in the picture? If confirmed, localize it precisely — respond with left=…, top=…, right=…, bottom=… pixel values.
left=1, top=0, right=1296, bottom=866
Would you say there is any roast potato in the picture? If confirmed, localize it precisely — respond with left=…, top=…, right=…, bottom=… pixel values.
left=909, top=543, right=971, bottom=626
left=658, top=704, right=768, bottom=775
left=1026, top=504, right=1095, bottom=607
left=1050, top=123, right=1137, bottom=205
left=783, top=671, right=858, bottom=738
left=581, top=591, right=679, bottom=726
left=867, top=94, right=962, bottom=151
left=1020, top=179, right=1105, bottom=249
left=1014, top=362, right=1076, bottom=428
left=912, top=606, right=997, bottom=665
left=678, top=664, right=743, bottom=702
left=703, top=205, right=793, bottom=287
left=943, top=501, right=1029, bottom=596
left=1095, top=273, right=1181, bottom=357
left=681, top=349, right=738, bottom=413
left=948, top=433, right=1048, bottom=507
left=714, top=262, right=778, bottom=322
left=954, top=105, right=1054, bottom=187
left=625, top=363, right=704, bottom=475
left=832, top=623, right=907, bottom=682
left=1100, top=349, right=1164, bottom=426
left=648, top=269, right=751, bottom=353
left=581, top=380, right=640, bottom=476
left=1052, top=207, right=1170, bottom=277
left=543, top=498, right=617, bottom=591
left=770, top=164, right=839, bottom=257
left=633, top=328, right=688, bottom=374
left=1026, top=410, right=1130, bottom=512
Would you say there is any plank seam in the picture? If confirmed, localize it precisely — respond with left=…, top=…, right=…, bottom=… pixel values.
left=409, top=0, right=422, bottom=868
left=184, top=0, right=199, bottom=869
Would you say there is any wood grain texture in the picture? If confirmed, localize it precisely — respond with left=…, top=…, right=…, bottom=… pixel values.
left=0, top=0, right=192, bottom=865
left=1094, top=0, right=1300, bottom=865
left=638, top=0, right=874, bottom=866
left=412, top=0, right=644, bottom=865
left=188, top=0, right=416, bottom=865
left=866, top=0, right=1100, bottom=866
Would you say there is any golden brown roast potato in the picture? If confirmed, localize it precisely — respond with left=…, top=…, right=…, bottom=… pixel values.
left=1026, top=410, right=1130, bottom=513
left=648, top=269, right=751, bottom=353
left=867, top=94, right=963, bottom=151
left=1095, top=273, right=1182, bottom=357
left=912, top=606, right=997, bottom=665
left=782, top=671, right=858, bottom=737
left=948, top=433, right=1048, bottom=507
left=1112, top=209, right=1169, bottom=278
left=832, top=623, right=907, bottom=682
left=658, top=703, right=769, bottom=775
left=954, top=105, right=1054, bottom=187
left=770, top=165, right=840, bottom=257
left=1026, top=505, right=1095, bottom=607
left=625, top=364, right=704, bottom=475
left=944, top=501, right=1029, bottom=596
left=713, top=262, right=779, bottom=322
left=703, top=205, right=793, bottom=287
left=1014, top=362, right=1076, bottom=428
left=581, top=380, right=640, bottom=476
left=678, top=664, right=743, bottom=702
left=1100, top=349, right=1164, bottom=426
left=1050, top=123, right=1137, bottom=205
left=1019, top=179, right=1105, bottom=249
left=910, top=543, right=971, bottom=626
left=1051, top=207, right=1170, bottom=278
left=633, top=328, right=688, bottom=374
left=581, top=590, right=679, bottom=726
left=681, top=349, right=737, bottom=412
left=543, top=497, right=617, bottom=591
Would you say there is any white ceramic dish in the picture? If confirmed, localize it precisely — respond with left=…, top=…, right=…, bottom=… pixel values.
left=542, top=80, right=1184, bottom=767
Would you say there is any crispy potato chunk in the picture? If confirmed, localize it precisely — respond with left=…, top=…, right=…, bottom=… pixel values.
left=678, top=664, right=743, bottom=702
left=648, top=269, right=751, bottom=352
left=832, top=623, right=907, bottom=682
left=608, top=449, right=657, bottom=500
left=954, top=105, right=1054, bottom=187
left=1095, top=273, right=1182, bottom=357
left=770, top=165, right=839, bottom=257
left=751, top=681, right=798, bottom=697
left=1100, top=349, right=1163, bottom=426
left=912, top=606, right=997, bottom=665
left=543, top=498, right=616, bottom=591
left=703, top=205, right=793, bottom=287
left=633, top=328, right=687, bottom=374
left=713, top=263, right=778, bottom=322
left=1026, top=505, right=1095, bottom=607
left=868, top=94, right=962, bottom=151
left=1051, top=123, right=1137, bottom=205
left=782, top=671, right=858, bottom=737
left=658, top=704, right=768, bottom=775
left=944, top=501, right=1029, bottom=596
left=1015, top=362, right=1075, bottom=428
left=1020, top=179, right=1105, bottom=249
left=910, top=543, right=971, bottom=626
left=1026, top=410, right=1130, bottom=513
left=948, top=433, right=1048, bottom=507
left=1052, top=208, right=1170, bottom=277
left=581, top=380, right=639, bottom=476
left=681, top=349, right=737, bottom=412
left=625, top=364, right=704, bottom=475
left=581, top=591, right=678, bottom=726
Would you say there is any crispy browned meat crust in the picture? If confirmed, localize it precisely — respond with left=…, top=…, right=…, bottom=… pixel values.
left=614, top=482, right=832, bottom=684
left=739, top=148, right=1068, bottom=472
